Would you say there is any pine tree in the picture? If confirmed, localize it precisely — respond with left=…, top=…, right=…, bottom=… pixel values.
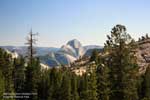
left=90, top=50, right=99, bottom=64
left=24, top=30, right=41, bottom=100
left=48, top=68, right=62, bottom=100
left=13, top=57, right=25, bottom=93
left=60, top=72, right=71, bottom=100
left=104, top=24, right=138, bottom=100
left=79, top=74, right=89, bottom=100
left=96, top=56, right=110, bottom=100
left=145, top=34, right=149, bottom=39
left=142, top=65, right=150, bottom=100
left=71, top=74, right=79, bottom=100
left=25, top=29, right=38, bottom=65
left=0, top=49, right=14, bottom=93
left=38, top=69, right=51, bottom=100
left=90, top=48, right=110, bottom=100
left=88, top=69, right=98, bottom=100
left=0, top=48, right=15, bottom=100
left=0, top=49, right=5, bottom=99
left=25, top=58, right=41, bottom=100
left=137, top=74, right=144, bottom=100
left=0, top=70, right=5, bottom=99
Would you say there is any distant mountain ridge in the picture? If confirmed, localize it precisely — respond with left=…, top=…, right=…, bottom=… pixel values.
left=2, top=37, right=150, bottom=70
left=0, top=39, right=103, bottom=67
left=0, top=46, right=59, bottom=56
left=40, top=39, right=103, bottom=67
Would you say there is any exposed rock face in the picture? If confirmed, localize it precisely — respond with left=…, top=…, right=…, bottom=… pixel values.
left=5, top=49, right=19, bottom=59
left=40, top=39, right=103, bottom=67
left=40, top=39, right=86, bottom=67
left=66, top=39, right=85, bottom=58
left=1, top=39, right=102, bottom=67
left=136, top=38, right=150, bottom=73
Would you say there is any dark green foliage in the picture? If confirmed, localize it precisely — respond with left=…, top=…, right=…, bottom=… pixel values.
left=88, top=70, right=98, bottom=100
left=142, top=97, right=150, bottom=100
left=48, top=68, right=62, bottom=100
left=96, top=58, right=110, bottom=100
left=90, top=50, right=99, bottom=64
left=142, top=65, right=150, bottom=99
left=24, top=58, right=41, bottom=100
left=0, top=48, right=14, bottom=94
left=137, top=75, right=145, bottom=100
left=71, top=74, right=79, bottom=100
left=79, top=70, right=98, bottom=100
left=60, top=72, right=71, bottom=100
left=38, top=70, right=51, bottom=100
left=0, top=70, right=5, bottom=99
left=0, top=49, right=5, bottom=98
left=13, top=57, right=25, bottom=93
left=104, top=24, right=139, bottom=100
left=79, top=74, right=89, bottom=100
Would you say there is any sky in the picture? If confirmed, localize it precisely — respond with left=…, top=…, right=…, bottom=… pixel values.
left=0, top=0, right=150, bottom=47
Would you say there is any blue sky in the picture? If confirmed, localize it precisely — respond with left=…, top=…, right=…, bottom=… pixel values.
left=0, top=0, right=150, bottom=47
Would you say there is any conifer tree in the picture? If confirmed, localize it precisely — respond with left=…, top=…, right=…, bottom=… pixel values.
left=60, top=72, right=71, bottom=100
left=71, top=74, right=79, bottom=100
left=96, top=56, right=110, bottom=100
left=13, top=57, right=25, bottom=93
left=0, top=49, right=5, bottom=98
left=136, top=74, right=144, bottom=100
left=0, top=49, right=14, bottom=93
left=0, top=70, right=5, bottom=99
left=38, top=69, right=51, bottom=100
left=48, top=68, right=62, bottom=100
left=0, top=48, right=14, bottom=100
left=79, top=74, right=89, bottom=100
left=142, top=64, right=150, bottom=100
left=24, top=30, right=41, bottom=100
left=88, top=69, right=98, bottom=100
left=25, top=58, right=42, bottom=99
left=104, top=24, right=138, bottom=100
left=90, top=50, right=99, bottom=64
left=25, top=29, right=38, bottom=65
